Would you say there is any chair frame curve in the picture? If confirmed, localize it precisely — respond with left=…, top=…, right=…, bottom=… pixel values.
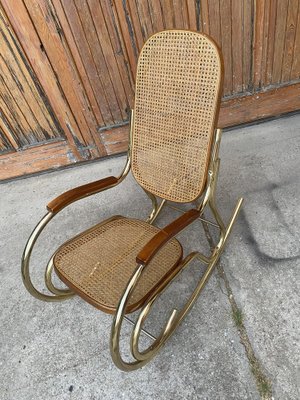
left=21, top=107, right=243, bottom=371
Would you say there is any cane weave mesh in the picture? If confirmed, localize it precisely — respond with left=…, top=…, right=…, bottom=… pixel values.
left=53, top=216, right=182, bottom=314
left=132, top=30, right=222, bottom=203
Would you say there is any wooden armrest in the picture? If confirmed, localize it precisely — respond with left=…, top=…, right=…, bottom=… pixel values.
left=47, top=176, right=118, bottom=214
left=136, top=209, right=200, bottom=265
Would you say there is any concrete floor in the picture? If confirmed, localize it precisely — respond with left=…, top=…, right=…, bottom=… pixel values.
left=0, top=114, right=299, bottom=400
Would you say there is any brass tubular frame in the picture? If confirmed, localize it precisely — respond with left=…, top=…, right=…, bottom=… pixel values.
left=142, top=188, right=159, bottom=223
left=44, top=256, right=72, bottom=296
left=148, top=198, right=167, bottom=225
left=21, top=107, right=243, bottom=372
left=21, top=211, right=73, bottom=302
left=131, top=198, right=242, bottom=364
left=110, top=127, right=244, bottom=371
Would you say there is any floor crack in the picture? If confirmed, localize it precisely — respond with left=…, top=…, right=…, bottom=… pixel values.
left=201, top=217, right=273, bottom=400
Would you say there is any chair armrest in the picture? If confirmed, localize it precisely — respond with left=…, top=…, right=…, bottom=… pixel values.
left=136, top=209, right=200, bottom=265
left=47, top=176, right=119, bottom=214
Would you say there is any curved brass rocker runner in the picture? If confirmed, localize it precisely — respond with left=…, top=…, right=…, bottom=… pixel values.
left=21, top=30, right=243, bottom=371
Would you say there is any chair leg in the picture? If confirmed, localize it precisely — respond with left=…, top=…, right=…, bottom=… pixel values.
left=131, top=197, right=243, bottom=364
left=110, top=197, right=243, bottom=371
left=149, top=199, right=167, bottom=224
left=21, top=212, right=74, bottom=301
left=45, top=257, right=75, bottom=297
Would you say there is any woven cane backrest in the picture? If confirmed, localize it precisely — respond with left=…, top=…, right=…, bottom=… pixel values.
left=131, top=30, right=222, bottom=203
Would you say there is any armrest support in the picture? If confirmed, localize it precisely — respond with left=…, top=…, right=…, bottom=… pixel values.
left=136, top=209, right=200, bottom=265
left=47, top=176, right=119, bottom=214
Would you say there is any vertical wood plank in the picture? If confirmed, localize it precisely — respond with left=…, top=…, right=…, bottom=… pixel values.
left=59, top=0, right=112, bottom=127
left=71, top=0, right=115, bottom=125
left=186, top=0, right=198, bottom=31
left=0, top=90, right=32, bottom=146
left=0, top=55, right=44, bottom=141
left=160, top=0, right=175, bottom=29
left=260, top=0, right=270, bottom=87
left=243, top=0, right=253, bottom=91
left=148, top=0, right=164, bottom=32
left=272, top=0, right=289, bottom=83
left=0, top=110, right=19, bottom=149
left=181, top=0, right=189, bottom=30
left=220, top=0, right=232, bottom=96
left=112, top=0, right=138, bottom=77
left=1, top=0, right=87, bottom=160
left=0, top=10, right=58, bottom=138
left=88, top=0, right=130, bottom=121
left=65, top=0, right=114, bottom=123
left=23, top=0, right=105, bottom=157
left=265, top=0, right=277, bottom=85
left=0, top=99, right=24, bottom=148
left=282, top=0, right=299, bottom=82
left=126, top=1, right=145, bottom=50
left=74, top=0, right=123, bottom=122
left=200, top=0, right=210, bottom=34
left=100, top=0, right=135, bottom=106
left=253, top=0, right=265, bottom=88
left=135, top=0, right=153, bottom=39
left=207, top=0, right=221, bottom=46
left=52, top=0, right=104, bottom=126
left=0, top=129, right=14, bottom=153
left=231, top=0, right=243, bottom=92
left=173, top=0, right=184, bottom=28
left=291, top=2, right=300, bottom=79
left=0, top=4, right=66, bottom=147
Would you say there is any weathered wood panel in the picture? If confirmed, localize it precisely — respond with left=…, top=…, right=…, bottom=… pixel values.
left=21, top=0, right=106, bottom=158
left=110, top=0, right=254, bottom=97
left=0, top=24, right=58, bottom=143
left=0, top=110, right=19, bottom=149
left=254, top=0, right=300, bottom=88
left=1, top=0, right=84, bottom=162
left=0, top=0, right=299, bottom=180
left=0, top=5, right=64, bottom=153
left=54, top=0, right=131, bottom=125
left=0, top=128, right=13, bottom=153
left=291, top=3, right=300, bottom=79
left=219, top=82, right=300, bottom=127
left=0, top=141, right=74, bottom=180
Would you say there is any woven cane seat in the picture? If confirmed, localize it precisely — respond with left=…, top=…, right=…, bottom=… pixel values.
left=53, top=216, right=182, bottom=314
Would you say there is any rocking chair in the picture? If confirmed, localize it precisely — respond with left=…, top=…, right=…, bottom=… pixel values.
left=22, top=30, right=243, bottom=371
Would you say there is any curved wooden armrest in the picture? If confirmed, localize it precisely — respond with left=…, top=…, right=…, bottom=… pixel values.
left=47, top=176, right=119, bottom=214
left=136, top=209, right=200, bottom=265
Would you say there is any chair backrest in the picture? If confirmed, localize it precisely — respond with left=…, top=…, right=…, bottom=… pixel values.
left=131, top=30, right=223, bottom=203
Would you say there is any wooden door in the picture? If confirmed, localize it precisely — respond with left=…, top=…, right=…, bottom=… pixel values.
left=0, top=5, right=71, bottom=179
left=0, top=1, right=110, bottom=180
left=1, top=0, right=299, bottom=180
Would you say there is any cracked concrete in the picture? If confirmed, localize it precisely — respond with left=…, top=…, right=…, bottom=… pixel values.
left=0, top=114, right=299, bottom=399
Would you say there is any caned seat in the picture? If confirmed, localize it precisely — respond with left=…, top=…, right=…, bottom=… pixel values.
left=53, top=216, right=182, bottom=314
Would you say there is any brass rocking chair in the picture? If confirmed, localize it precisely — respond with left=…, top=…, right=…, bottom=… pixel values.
left=22, top=30, right=243, bottom=371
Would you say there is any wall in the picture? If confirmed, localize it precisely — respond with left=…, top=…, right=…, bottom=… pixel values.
left=0, top=0, right=299, bottom=180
